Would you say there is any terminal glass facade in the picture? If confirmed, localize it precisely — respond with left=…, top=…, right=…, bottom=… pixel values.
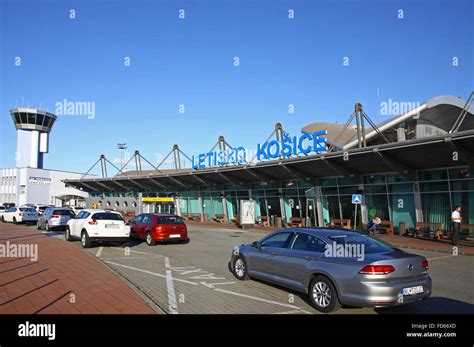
left=88, top=166, right=474, bottom=234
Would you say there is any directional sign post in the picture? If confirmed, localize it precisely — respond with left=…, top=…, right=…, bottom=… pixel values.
left=352, top=194, right=362, bottom=230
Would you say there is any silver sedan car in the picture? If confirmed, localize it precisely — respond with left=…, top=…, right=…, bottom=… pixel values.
left=37, top=207, right=76, bottom=231
left=230, top=228, right=432, bottom=313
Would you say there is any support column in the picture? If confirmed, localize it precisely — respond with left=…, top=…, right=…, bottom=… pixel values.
left=315, top=185, right=324, bottom=227
left=175, top=197, right=181, bottom=216
left=279, top=194, right=286, bottom=225
left=138, top=192, right=143, bottom=214
left=413, top=181, right=424, bottom=222
left=360, top=183, right=368, bottom=230
left=198, top=196, right=204, bottom=222
left=221, top=193, right=228, bottom=222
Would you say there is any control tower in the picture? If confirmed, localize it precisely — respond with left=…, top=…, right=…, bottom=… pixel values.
left=9, top=108, right=57, bottom=169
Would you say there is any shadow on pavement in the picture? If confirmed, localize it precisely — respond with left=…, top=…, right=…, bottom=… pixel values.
left=376, top=297, right=474, bottom=314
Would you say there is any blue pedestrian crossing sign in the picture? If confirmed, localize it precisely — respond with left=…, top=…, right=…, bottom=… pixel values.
left=352, top=194, right=362, bottom=205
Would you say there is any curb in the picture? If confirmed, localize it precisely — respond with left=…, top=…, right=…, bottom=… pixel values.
left=389, top=244, right=473, bottom=257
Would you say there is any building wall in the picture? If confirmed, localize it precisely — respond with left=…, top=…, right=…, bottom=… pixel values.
left=0, top=167, right=91, bottom=207
left=86, top=196, right=138, bottom=214
left=0, top=168, right=18, bottom=204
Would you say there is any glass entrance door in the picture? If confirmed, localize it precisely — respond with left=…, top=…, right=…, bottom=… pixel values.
left=155, top=202, right=175, bottom=214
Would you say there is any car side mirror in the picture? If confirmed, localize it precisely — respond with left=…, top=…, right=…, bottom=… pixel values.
left=252, top=241, right=261, bottom=249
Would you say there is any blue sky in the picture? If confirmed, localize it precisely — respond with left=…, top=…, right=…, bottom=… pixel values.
left=0, top=0, right=472, bottom=174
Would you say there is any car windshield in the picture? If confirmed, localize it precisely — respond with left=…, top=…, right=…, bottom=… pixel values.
left=328, top=233, right=394, bottom=254
left=19, top=208, right=35, bottom=212
left=158, top=216, right=184, bottom=224
left=91, top=212, right=124, bottom=221
left=53, top=210, right=75, bottom=216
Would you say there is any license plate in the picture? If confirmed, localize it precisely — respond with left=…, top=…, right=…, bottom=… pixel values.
left=105, top=224, right=119, bottom=229
left=169, top=234, right=181, bottom=238
left=402, top=285, right=424, bottom=296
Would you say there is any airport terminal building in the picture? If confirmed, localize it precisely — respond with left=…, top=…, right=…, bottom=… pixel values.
left=65, top=95, right=474, bottom=234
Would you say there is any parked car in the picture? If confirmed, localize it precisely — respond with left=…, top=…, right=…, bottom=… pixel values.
left=68, top=206, right=84, bottom=215
left=37, top=205, right=55, bottom=215
left=37, top=208, right=76, bottom=231
left=66, top=209, right=130, bottom=248
left=129, top=213, right=189, bottom=246
left=1, top=207, right=39, bottom=224
left=229, top=228, right=431, bottom=313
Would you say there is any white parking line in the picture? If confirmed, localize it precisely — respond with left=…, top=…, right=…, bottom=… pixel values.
left=213, top=288, right=302, bottom=310
left=104, top=261, right=199, bottom=285
left=164, top=257, right=179, bottom=314
left=99, top=256, right=163, bottom=260
left=95, top=247, right=103, bottom=257
left=109, top=247, right=163, bottom=257
left=103, top=250, right=309, bottom=313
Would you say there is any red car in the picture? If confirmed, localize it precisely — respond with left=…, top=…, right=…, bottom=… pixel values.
left=129, top=213, right=189, bottom=246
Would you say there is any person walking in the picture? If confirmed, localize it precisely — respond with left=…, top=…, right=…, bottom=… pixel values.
left=367, top=214, right=381, bottom=235
left=451, top=206, right=462, bottom=246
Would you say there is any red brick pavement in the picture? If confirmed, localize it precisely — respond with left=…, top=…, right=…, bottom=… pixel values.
left=0, top=223, right=155, bottom=314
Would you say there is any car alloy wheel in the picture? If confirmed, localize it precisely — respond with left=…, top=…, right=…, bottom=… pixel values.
left=145, top=232, right=156, bottom=246
left=309, top=275, right=341, bottom=313
left=81, top=231, right=92, bottom=248
left=65, top=228, right=72, bottom=241
left=235, top=259, right=245, bottom=277
left=312, top=281, right=332, bottom=308
left=232, top=255, right=249, bottom=280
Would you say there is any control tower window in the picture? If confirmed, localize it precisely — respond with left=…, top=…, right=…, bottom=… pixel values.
left=19, top=112, right=27, bottom=123
left=36, top=114, right=44, bottom=126
left=43, top=116, right=52, bottom=128
left=14, top=113, right=21, bottom=124
left=28, top=113, right=36, bottom=124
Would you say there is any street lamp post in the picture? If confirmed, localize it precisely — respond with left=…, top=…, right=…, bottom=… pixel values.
left=117, top=143, right=128, bottom=169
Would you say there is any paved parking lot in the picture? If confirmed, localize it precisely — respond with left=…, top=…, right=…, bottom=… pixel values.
left=33, top=223, right=474, bottom=315
left=4, top=221, right=473, bottom=314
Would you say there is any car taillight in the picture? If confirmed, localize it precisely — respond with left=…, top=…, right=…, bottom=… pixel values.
left=422, top=260, right=429, bottom=270
left=155, top=225, right=162, bottom=232
left=88, top=220, right=98, bottom=225
left=359, top=265, right=395, bottom=275
left=19, top=212, right=24, bottom=216
left=51, top=215, right=59, bottom=219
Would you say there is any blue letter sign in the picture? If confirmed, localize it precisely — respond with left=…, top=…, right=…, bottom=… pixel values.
left=192, top=130, right=327, bottom=169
